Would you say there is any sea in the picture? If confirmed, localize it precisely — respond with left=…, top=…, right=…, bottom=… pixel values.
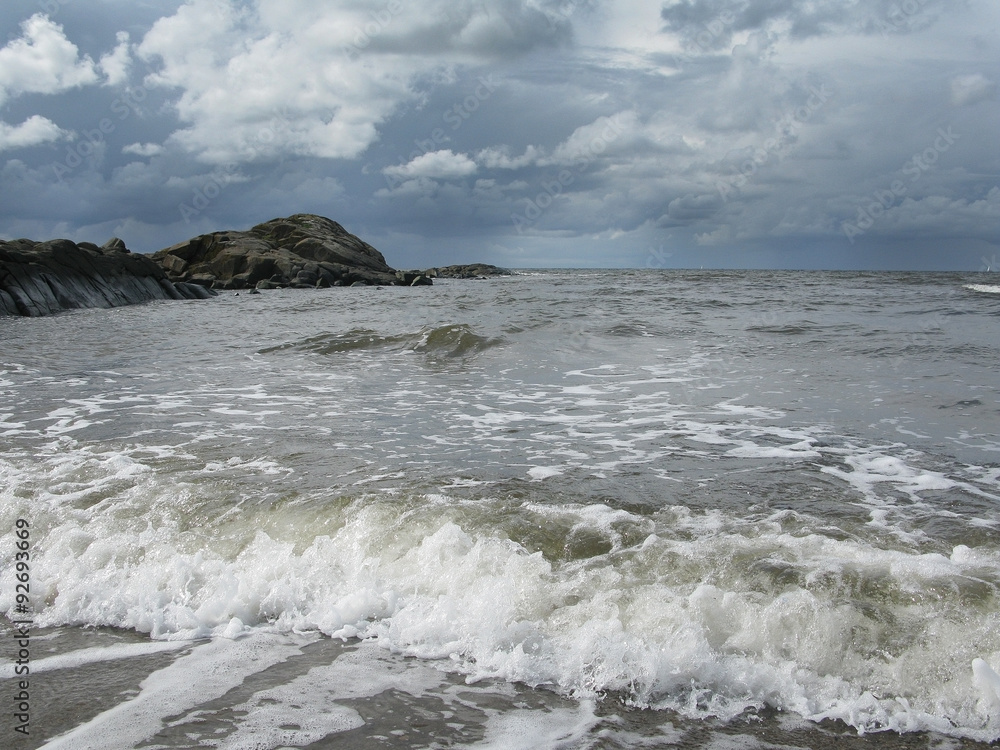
left=2, top=269, right=1000, bottom=749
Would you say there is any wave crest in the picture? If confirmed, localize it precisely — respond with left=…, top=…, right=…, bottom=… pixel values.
left=260, top=324, right=503, bottom=361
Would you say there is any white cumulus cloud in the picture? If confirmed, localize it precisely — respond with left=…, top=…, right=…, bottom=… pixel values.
left=135, top=0, right=568, bottom=166
left=123, top=142, right=165, bottom=157
left=99, top=32, right=133, bottom=87
left=477, top=145, right=543, bottom=170
left=384, top=149, right=478, bottom=180
left=0, top=14, right=101, bottom=107
left=0, top=115, right=68, bottom=152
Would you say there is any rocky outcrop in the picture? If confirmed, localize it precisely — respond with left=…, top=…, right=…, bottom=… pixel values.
left=0, top=237, right=215, bottom=317
left=0, top=215, right=510, bottom=317
left=424, top=264, right=512, bottom=279
left=153, top=214, right=428, bottom=290
left=394, top=270, right=434, bottom=287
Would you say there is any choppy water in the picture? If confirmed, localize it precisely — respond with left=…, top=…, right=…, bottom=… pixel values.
left=2, top=270, right=1000, bottom=748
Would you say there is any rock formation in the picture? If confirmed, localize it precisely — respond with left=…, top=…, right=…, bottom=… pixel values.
left=0, top=214, right=514, bottom=318
left=424, top=263, right=512, bottom=279
left=0, top=237, right=214, bottom=317
left=153, top=214, right=432, bottom=290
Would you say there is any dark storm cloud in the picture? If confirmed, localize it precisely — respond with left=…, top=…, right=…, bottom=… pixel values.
left=660, top=0, right=953, bottom=48
left=0, top=0, right=996, bottom=269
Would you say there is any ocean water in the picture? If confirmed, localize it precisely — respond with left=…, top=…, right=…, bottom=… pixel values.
left=2, top=269, right=1000, bottom=749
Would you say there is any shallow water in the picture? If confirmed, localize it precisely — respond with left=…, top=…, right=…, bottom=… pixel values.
left=2, top=270, right=999, bottom=747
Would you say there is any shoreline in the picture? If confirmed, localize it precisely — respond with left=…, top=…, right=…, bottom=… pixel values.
left=5, top=623, right=997, bottom=750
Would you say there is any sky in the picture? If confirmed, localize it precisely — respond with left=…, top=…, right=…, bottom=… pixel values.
left=0, top=0, right=997, bottom=270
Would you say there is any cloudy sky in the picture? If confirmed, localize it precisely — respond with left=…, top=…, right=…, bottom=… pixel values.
left=0, top=0, right=997, bottom=270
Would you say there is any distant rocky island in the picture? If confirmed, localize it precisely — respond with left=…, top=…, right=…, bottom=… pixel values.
left=0, top=213, right=510, bottom=317
left=424, top=263, right=512, bottom=280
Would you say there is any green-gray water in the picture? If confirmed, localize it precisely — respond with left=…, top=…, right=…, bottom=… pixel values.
left=2, top=270, right=1000, bottom=748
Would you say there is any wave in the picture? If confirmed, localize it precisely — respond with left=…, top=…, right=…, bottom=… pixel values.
left=604, top=322, right=665, bottom=338
left=965, top=284, right=1000, bottom=295
left=745, top=324, right=816, bottom=335
left=3, top=447, right=1000, bottom=742
left=744, top=321, right=862, bottom=337
left=259, top=324, right=504, bottom=361
left=938, top=398, right=984, bottom=409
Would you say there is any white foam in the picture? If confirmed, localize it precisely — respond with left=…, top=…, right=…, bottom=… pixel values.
left=725, top=439, right=820, bottom=459
left=12, top=476, right=1000, bottom=743
left=974, top=659, right=1000, bottom=708
left=218, top=693, right=362, bottom=749
left=471, top=699, right=601, bottom=750
left=0, top=640, right=189, bottom=679
left=4, top=368, right=1000, bottom=742
left=40, top=634, right=307, bottom=750
left=965, top=284, right=1000, bottom=294
left=218, top=641, right=448, bottom=749
left=821, top=449, right=957, bottom=503
left=561, top=385, right=609, bottom=395
left=528, top=466, right=564, bottom=480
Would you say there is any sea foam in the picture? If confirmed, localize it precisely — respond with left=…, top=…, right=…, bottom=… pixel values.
left=5, top=446, right=1000, bottom=741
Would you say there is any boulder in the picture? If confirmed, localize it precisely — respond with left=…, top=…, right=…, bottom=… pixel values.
left=187, top=273, right=218, bottom=288
left=294, top=265, right=320, bottom=285
left=395, top=270, right=423, bottom=285
left=102, top=237, right=129, bottom=254
left=160, top=254, right=188, bottom=275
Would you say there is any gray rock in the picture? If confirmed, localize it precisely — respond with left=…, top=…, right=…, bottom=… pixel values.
left=160, top=254, right=188, bottom=275
left=102, top=237, right=129, bottom=254
left=187, top=273, right=217, bottom=288
left=423, top=264, right=512, bottom=279
left=395, top=270, right=422, bottom=285
left=173, top=282, right=216, bottom=300
left=153, top=214, right=429, bottom=289
left=295, top=266, right=319, bottom=285
left=0, top=237, right=217, bottom=317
